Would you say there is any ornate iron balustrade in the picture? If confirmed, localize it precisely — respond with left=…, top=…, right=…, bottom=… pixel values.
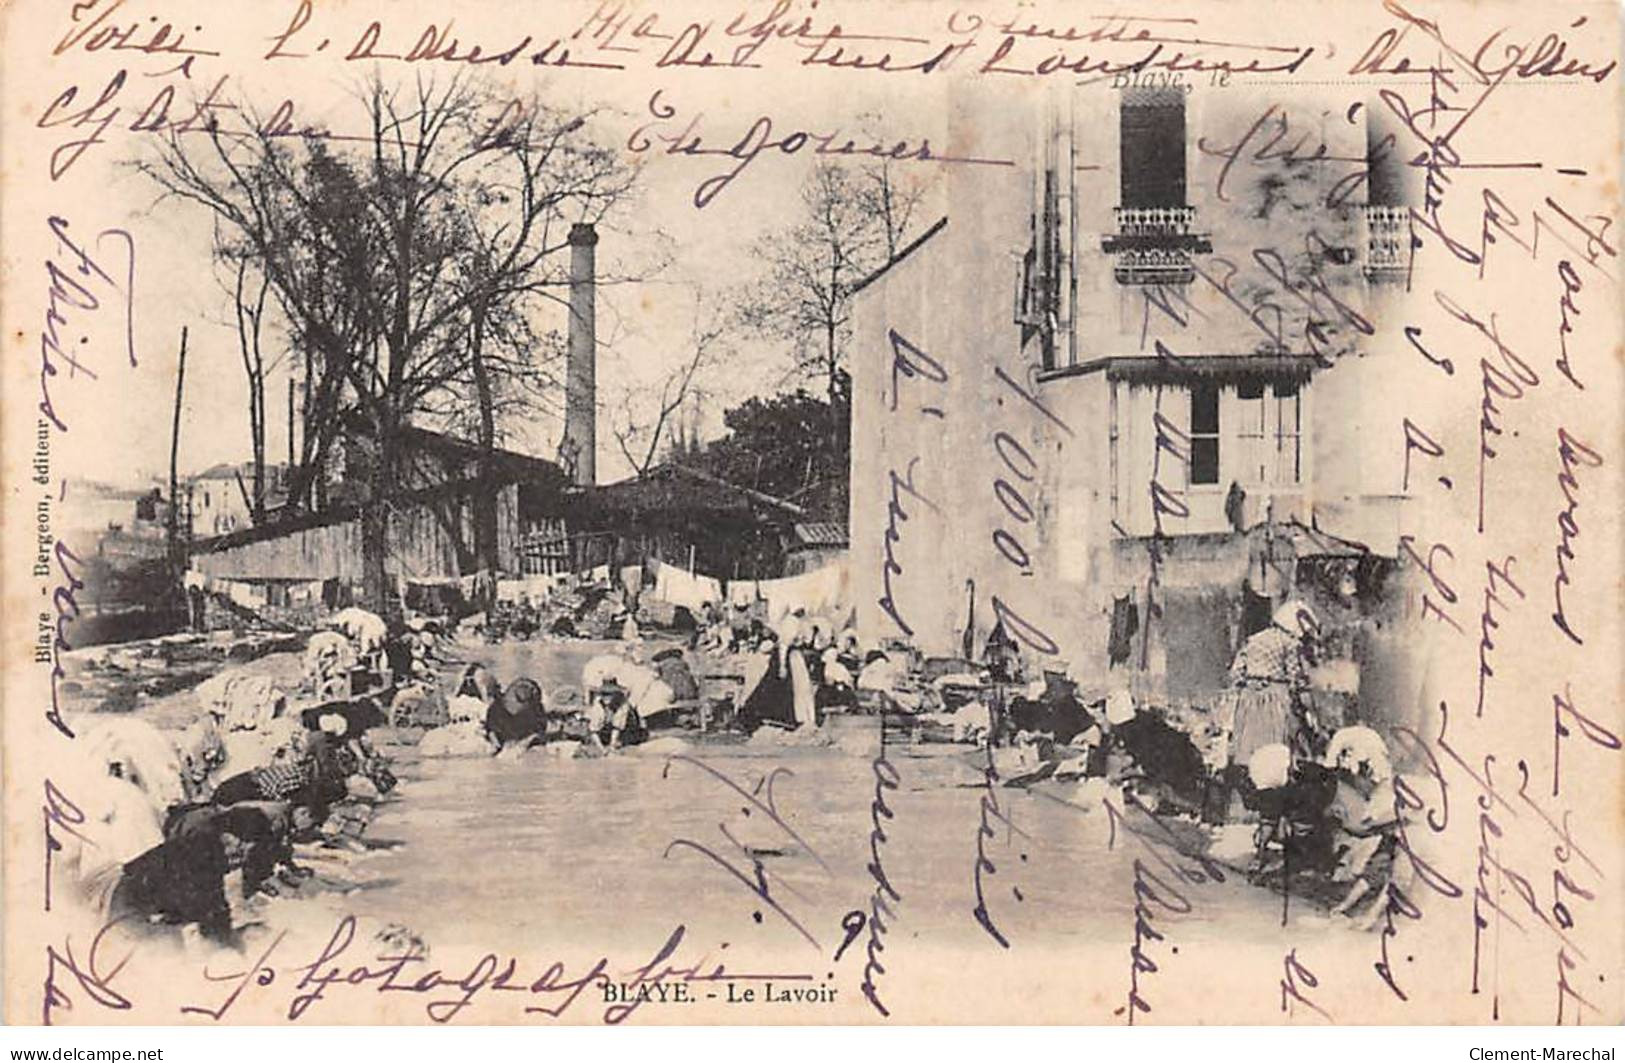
left=1113, top=205, right=1197, bottom=236
left=1365, top=204, right=1411, bottom=282
left=1102, top=205, right=1211, bottom=285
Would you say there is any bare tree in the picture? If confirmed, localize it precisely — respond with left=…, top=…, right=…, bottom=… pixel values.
left=736, top=161, right=928, bottom=453
left=141, top=73, right=637, bottom=611
left=454, top=267, right=566, bottom=576
left=610, top=293, right=727, bottom=477
left=230, top=257, right=272, bottom=523
left=856, top=151, right=928, bottom=261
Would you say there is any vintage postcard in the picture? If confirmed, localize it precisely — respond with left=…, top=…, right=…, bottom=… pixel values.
left=2, top=0, right=1621, bottom=1028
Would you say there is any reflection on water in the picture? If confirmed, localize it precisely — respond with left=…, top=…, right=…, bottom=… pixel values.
left=320, top=640, right=1318, bottom=965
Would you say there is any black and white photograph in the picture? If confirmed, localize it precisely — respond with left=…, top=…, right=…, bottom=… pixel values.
left=3, top=0, right=1622, bottom=1037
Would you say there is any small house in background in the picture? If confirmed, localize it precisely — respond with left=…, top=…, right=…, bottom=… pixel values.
left=783, top=521, right=848, bottom=576
left=563, top=463, right=808, bottom=581
left=190, top=463, right=249, bottom=536
left=188, top=462, right=292, bottom=536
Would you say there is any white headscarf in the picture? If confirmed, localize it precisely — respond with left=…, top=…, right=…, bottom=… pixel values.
left=1324, top=726, right=1391, bottom=783
left=1272, top=599, right=1316, bottom=635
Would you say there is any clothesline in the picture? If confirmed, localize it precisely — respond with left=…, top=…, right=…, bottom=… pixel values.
left=656, top=557, right=853, bottom=623
left=189, top=553, right=853, bottom=623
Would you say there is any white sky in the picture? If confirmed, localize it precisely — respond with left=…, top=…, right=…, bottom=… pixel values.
left=48, top=60, right=943, bottom=489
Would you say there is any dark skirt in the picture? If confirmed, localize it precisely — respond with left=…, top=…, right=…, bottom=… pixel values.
left=211, top=772, right=268, bottom=806
left=599, top=709, right=648, bottom=747
left=486, top=703, right=547, bottom=748
left=740, top=651, right=796, bottom=729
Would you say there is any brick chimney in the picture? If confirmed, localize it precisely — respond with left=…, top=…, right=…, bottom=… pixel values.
left=561, top=222, right=598, bottom=485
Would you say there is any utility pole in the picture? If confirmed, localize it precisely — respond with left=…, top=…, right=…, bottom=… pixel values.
left=168, top=327, right=188, bottom=577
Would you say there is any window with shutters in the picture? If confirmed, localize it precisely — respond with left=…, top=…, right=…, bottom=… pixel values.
left=1273, top=381, right=1302, bottom=484
left=1121, top=89, right=1187, bottom=209
left=1102, top=88, right=1211, bottom=285
left=1189, top=383, right=1220, bottom=486
left=1237, top=379, right=1268, bottom=483
left=1233, top=379, right=1302, bottom=486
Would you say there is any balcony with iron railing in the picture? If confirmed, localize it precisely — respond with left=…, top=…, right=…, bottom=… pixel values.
left=1102, top=205, right=1212, bottom=285
left=1364, top=204, right=1411, bottom=282
left=1112, top=205, right=1198, bottom=236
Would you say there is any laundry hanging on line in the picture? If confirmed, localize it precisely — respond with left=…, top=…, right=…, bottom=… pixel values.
left=650, top=560, right=723, bottom=612
left=726, top=559, right=851, bottom=624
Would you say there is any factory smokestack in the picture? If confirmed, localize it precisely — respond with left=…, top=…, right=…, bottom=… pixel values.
left=562, top=222, right=598, bottom=486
